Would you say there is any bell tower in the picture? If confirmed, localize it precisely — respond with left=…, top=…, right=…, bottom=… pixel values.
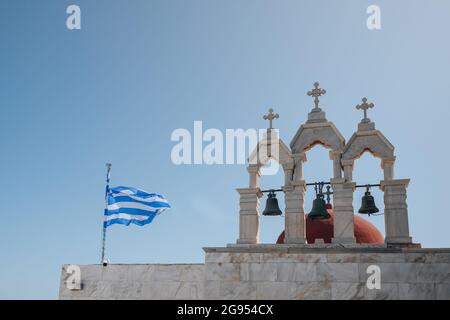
left=236, top=82, right=414, bottom=247
left=342, top=97, right=412, bottom=245
left=236, top=108, right=294, bottom=244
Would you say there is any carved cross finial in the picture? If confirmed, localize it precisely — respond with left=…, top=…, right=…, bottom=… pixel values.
left=307, top=82, right=326, bottom=110
left=356, top=97, right=375, bottom=123
left=263, top=108, right=279, bottom=129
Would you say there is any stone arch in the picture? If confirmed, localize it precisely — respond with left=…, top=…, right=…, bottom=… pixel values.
left=247, top=130, right=293, bottom=188
left=290, top=122, right=345, bottom=153
left=340, top=123, right=411, bottom=245
left=244, top=129, right=296, bottom=245
left=289, top=121, right=345, bottom=181
left=342, top=130, right=395, bottom=181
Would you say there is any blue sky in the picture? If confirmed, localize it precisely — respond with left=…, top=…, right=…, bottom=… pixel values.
left=1, top=0, right=449, bottom=299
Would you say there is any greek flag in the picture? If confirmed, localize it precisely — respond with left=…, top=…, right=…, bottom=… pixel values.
left=104, top=186, right=171, bottom=228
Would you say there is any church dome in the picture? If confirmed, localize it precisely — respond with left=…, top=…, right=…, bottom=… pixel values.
left=276, top=206, right=384, bottom=244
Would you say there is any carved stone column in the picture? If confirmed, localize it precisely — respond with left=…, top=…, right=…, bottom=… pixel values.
left=236, top=188, right=263, bottom=244
left=247, top=165, right=261, bottom=188
left=342, top=159, right=354, bottom=182
left=283, top=181, right=306, bottom=244
left=293, top=152, right=307, bottom=182
left=381, top=157, right=396, bottom=181
left=282, top=161, right=294, bottom=187
left=380, top=179, right=412, bottom=244
left=331, top=179, right=356, bottom=244
left=330, top=150, right=343, bottom=179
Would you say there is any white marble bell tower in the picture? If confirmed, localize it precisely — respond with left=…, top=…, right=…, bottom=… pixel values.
left=342, top=97, right=412, bottom=245
left=236, top=83, right=413, bottom=247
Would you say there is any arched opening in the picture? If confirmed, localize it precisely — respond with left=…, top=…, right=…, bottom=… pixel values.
left=258, top=159, right=285, bottom=243
left=352, top=151, right=385, bottom=237
left=301, top=144, right=334, bottom=214
left=276, top=144, right=336, bottom=245
left=277, top=146, right=385, bottom=245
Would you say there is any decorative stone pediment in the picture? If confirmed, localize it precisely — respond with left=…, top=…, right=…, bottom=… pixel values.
left=342, top=130, right=394, bottom=161
left=343, top=97, right=395, bottom=162
left=248, top=129, right=293, bottom=166
left=290, top=82, right=345, bottom=154
left=290, top=121, right=345, bottom=154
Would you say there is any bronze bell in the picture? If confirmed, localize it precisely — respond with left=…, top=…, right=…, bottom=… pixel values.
left=309, top=194, right=331, bottom=220
left=262, top=191, right=282, bottom=216
left=358, top=190, right=379, bottom=215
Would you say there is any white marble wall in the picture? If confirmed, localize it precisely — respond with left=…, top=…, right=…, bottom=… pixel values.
left=203, top=249, right=450, bottom=300
left=59, top=249, right=450, bottom=300
left=59, top=264, right=204, bottom=300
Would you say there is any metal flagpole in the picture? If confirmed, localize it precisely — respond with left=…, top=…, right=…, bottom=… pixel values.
left=101, top=163, right=112, bottom=266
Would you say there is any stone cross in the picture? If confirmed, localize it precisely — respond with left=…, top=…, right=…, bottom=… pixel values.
left=263, top=108, right=279, bottom=129
left=356, top=97, right=374, bottom=123
left=307, top=82, right=326, bottom=110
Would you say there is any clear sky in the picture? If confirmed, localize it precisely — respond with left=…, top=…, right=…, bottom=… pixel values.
left=1, top=0, right=449, bottom=299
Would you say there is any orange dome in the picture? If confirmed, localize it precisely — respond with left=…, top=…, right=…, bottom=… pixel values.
left=276, top=207, right=384, bottom=244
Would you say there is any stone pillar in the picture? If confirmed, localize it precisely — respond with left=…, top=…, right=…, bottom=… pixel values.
left=282, top=161, right=294, bottom=187
left=380, top=179, right=412, bottom=244
left=381, top=157, right=396, bottom=181
left=342, top=160, right=354, bottom=182
left=236, top=188, right=263, bottom=244
left=293, top=153, right=307, bottom=182
left=330, top=150, right=343, bottom=179
left=283, top=181, right=306, bottom=244
left=331, top=179, right=356, bottom=244
left=247, top=165, right=261, bottom=188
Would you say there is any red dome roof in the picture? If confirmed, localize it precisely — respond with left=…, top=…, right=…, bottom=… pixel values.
left=276, top=207, right=384, bottom=244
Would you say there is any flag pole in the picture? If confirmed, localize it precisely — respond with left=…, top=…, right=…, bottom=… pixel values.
left=101, top=163, right=112, bottom=266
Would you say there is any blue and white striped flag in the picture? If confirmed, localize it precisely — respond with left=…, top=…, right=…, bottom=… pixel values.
left=104, top=186, right=171, bottom=228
